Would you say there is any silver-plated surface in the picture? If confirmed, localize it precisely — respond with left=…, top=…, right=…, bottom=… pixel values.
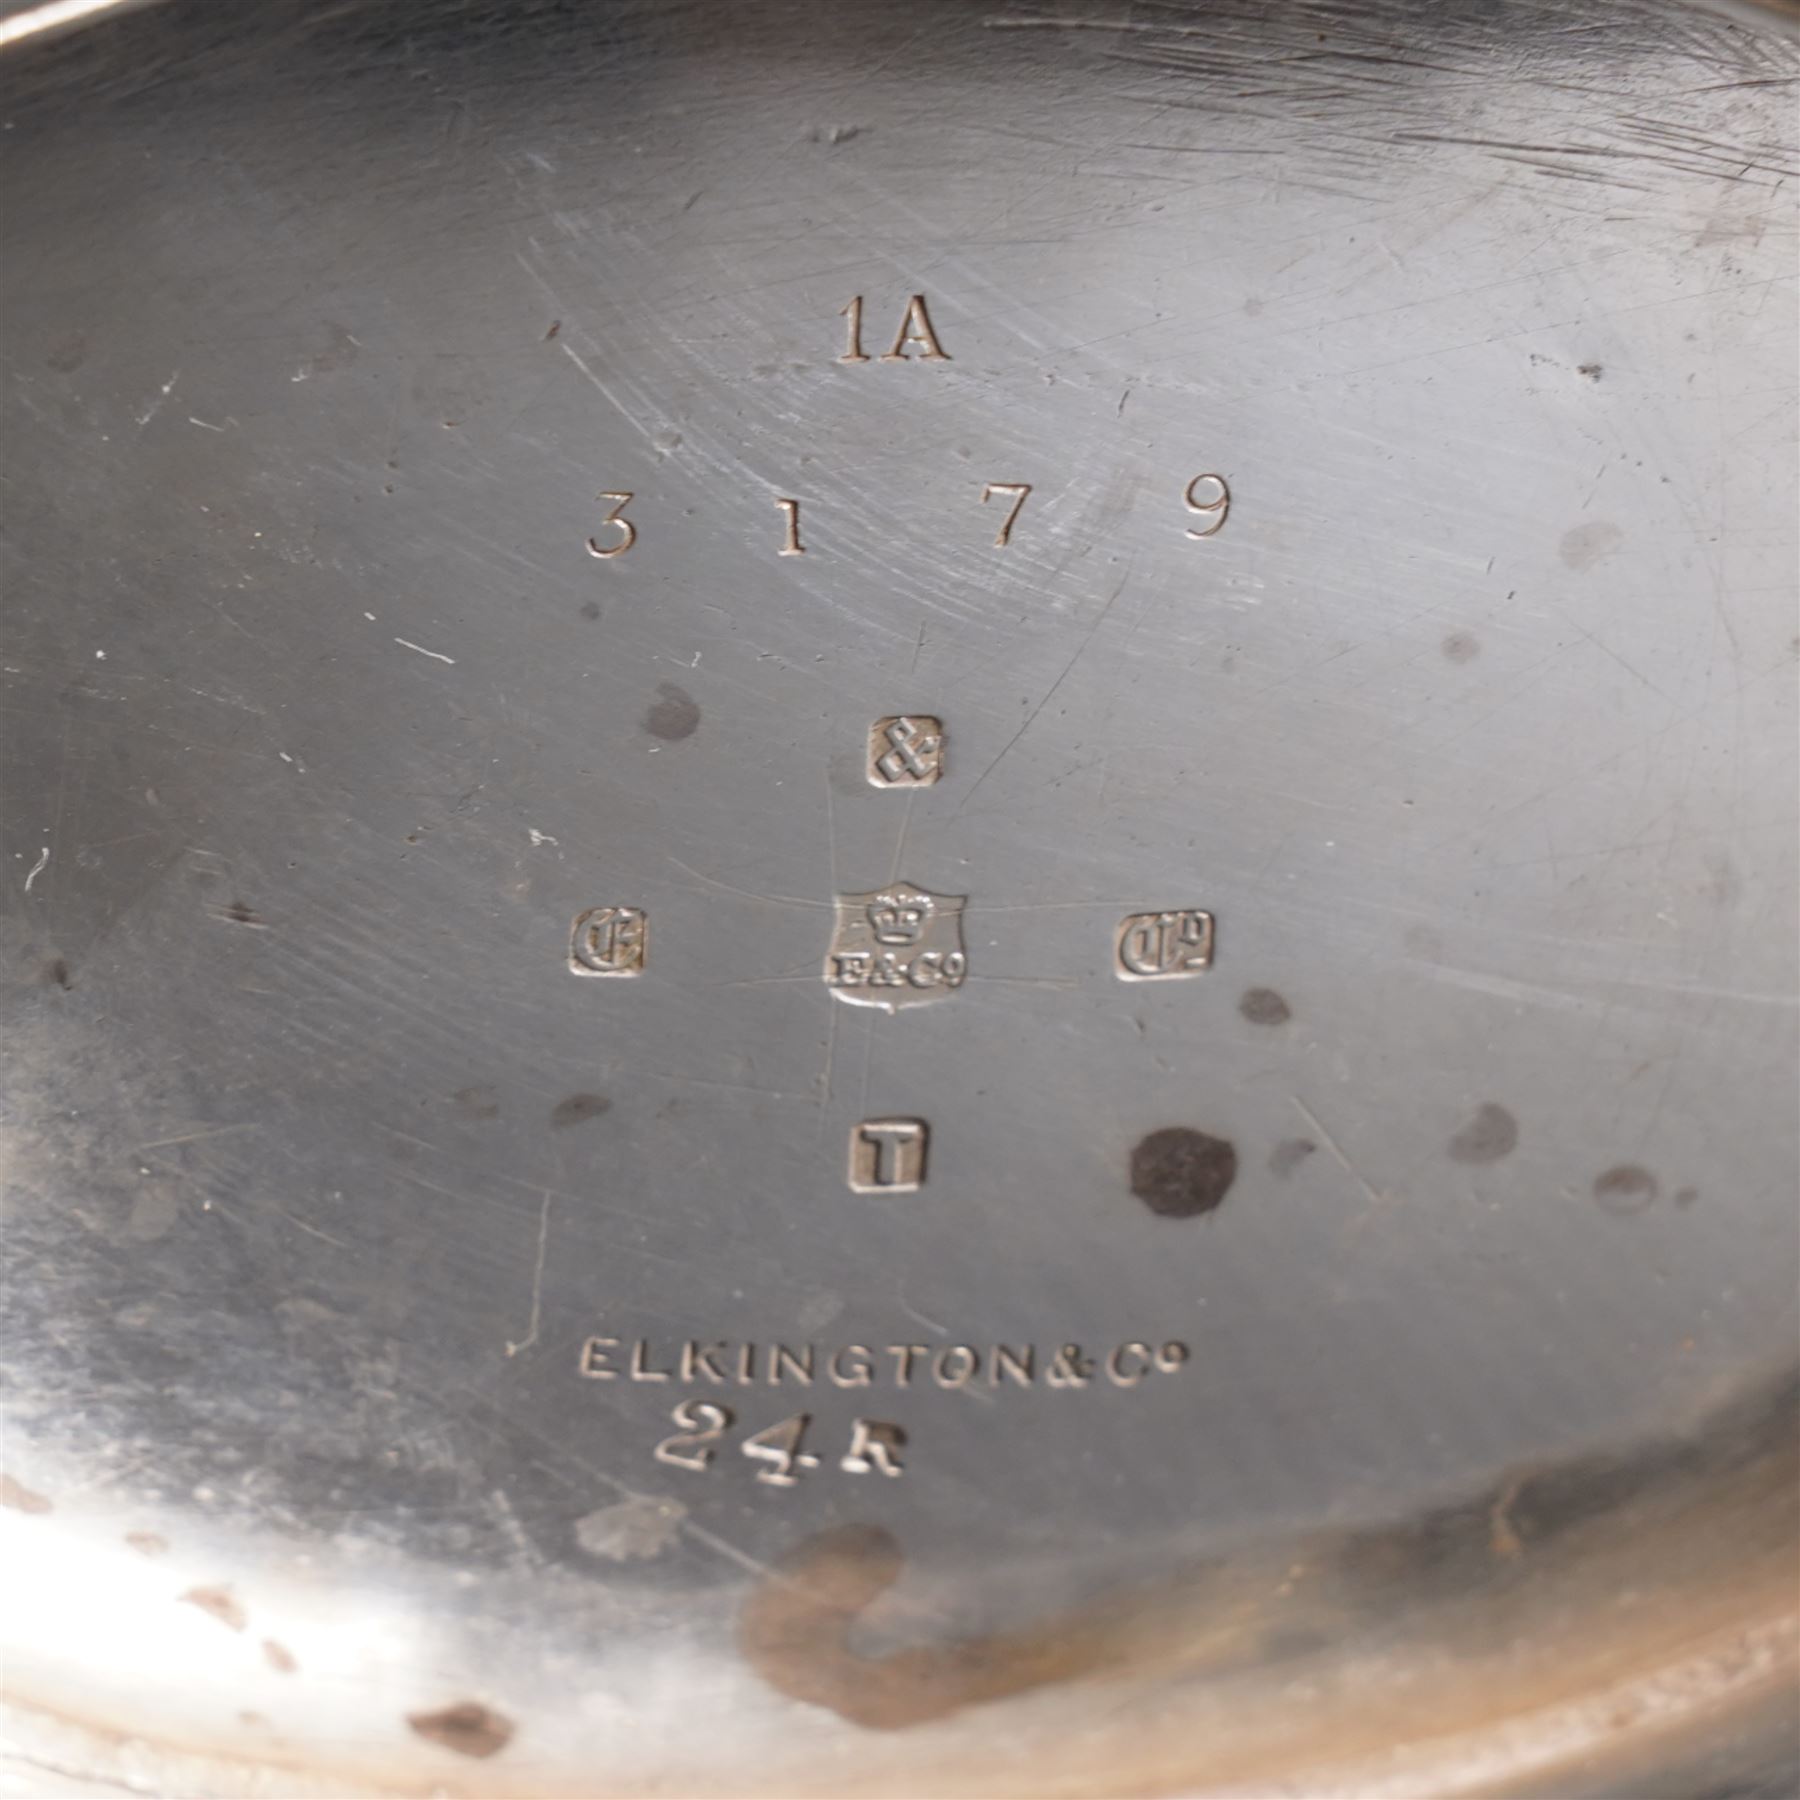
left=1, top=0, right=1795, bottom=1791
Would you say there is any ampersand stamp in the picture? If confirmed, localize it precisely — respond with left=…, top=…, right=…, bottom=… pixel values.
left=868, top=716, right=944, bottom=788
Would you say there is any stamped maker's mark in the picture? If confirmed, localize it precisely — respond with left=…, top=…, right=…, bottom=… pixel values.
left=825, top=883, right=967, bottom=1011
left=848, top=1118, right=929, bottom=1193
left=1115, top=910, right=1214, bottom=980
left=868, top=716, right=944, bottom=788
left=570, top=906, right=647, bottom=977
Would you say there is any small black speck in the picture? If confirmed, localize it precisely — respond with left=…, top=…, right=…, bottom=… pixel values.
left=1130, top=1128, right=1237, bottom=1219
left=544, top=320, right=561, bottom=341
left=1448, top=1103, right=1518, bottom=1165
left=1239, top=988, right=1291, bottom=1026
left=1577, top=362, right=1602, bottom=380
left=551, top=1093, right=610, bottom=1129
left=225, top=899, right=260, bottom=926
left=406, top=1700, right=514, bottom=1759
left=642, top=682, right=700, bottom=742
left=1593, top=1164, right=1657, bottom=1215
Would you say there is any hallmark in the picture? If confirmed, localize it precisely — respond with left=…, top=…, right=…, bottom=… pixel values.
left=570, top=905, right=648, bottom=976
left=1115, top=909, right=1213, bottom=980
left=581, top=1335, right=1191, bottom=1389
left=848, top=1118, right=928, bottom=1193
left=868, top=716, right=944, bottom=788
left=824, top=881, right=966, bottom=1011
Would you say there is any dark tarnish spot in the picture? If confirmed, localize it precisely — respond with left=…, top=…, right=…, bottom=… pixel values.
left=47, top=332, right=88, bottom=373
left=734, top=1371, right=1799, bottom=1731
left=578, top=600, right=601, bottom=621
left=1593, top=1164, right=1658, bottom=1215
left=1577, top=362, right=1602, bottom=380
left=1269, top=1138, right=1316, bottom=1179
left=262, top=1639, right=298, bottom=1674
left=643, top=682, right=701, bottom=741
left=225, top=899, right=262, bottom=926
left=43, top=957, right=71, bottom=990
left=451, top=1085, right=500, bottom=1120
left=550, top=1093, right=610, bottom=1129
left=1239, top=987, right=1291, bottom=1026
left=1559, top=520, right=1623, bottom=571
left=739, top=1522, right=1299, bottom=1730
left=407, top=1701, right=515, bottom=1759
left=1489, top=1476, right=1526, bottom=1558
left=1441, top=632, right=1480, bottom=664
left=0, top=1474, right=53, bottom=1514
left=126, top=1531, right=169, bottom=1557
left=1674, top=1186, right=1699, bottom=1209
left=182, top=1586, right=247, bottom=1632
left=1130, top=1129, right=1237, bottom=1219
left=740, top=1525, right=1112, bottom=1731
left=544, top=319, right=561, bottom=341
left=1448, top=1103, right=1518, bottom=1165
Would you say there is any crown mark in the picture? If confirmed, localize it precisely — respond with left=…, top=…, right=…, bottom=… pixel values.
left=825, top=882, right=967, bottom=1012
left=867, top=891, right=934, bottom=944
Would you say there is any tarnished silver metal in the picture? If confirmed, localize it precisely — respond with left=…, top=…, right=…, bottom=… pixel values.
left=1, top=0, right=1795, bottom=1792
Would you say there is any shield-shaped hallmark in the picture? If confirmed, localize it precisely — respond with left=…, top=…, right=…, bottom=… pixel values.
left=824, top=881, right=968, bottom=1013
